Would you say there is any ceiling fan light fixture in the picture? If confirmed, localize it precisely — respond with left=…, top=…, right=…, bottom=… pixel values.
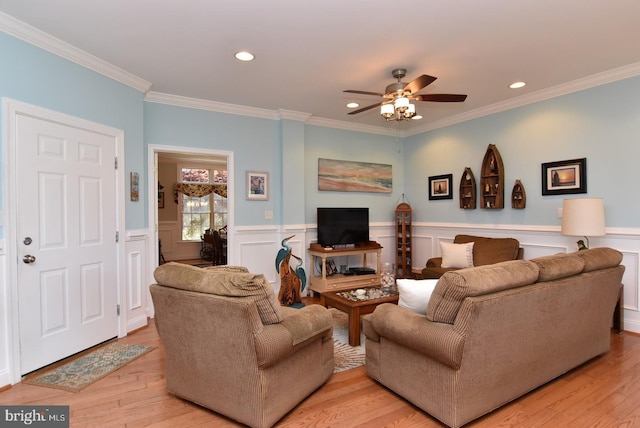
left=381, top=103, right=395, bottom=119
left=380, top=97, right=417, bottom=121
left=394, top=96, right=410, bottom=110
left=406, top=103, right=415, bottom=114
left=346, top=68, right=466, bottom=123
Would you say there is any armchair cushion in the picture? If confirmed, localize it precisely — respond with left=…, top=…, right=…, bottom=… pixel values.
left=280, top=305, right=333, bottom=346
left=440, top=241, right=474, bottom=268
left=154, top=262, right=283, bottom=324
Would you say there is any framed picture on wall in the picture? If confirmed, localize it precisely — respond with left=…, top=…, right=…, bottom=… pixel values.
left=130, top=172, right=139, bottom=201
left=541, top=158, right=587, bottom=195
left=246, top=171, right=269, bottom=200
left=428, top=174, right=453, bottom=200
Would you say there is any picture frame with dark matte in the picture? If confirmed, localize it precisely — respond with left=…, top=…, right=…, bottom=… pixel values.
left=541, top=158, right=586, bottom=195
left=428, top=174, right=453, bottom=200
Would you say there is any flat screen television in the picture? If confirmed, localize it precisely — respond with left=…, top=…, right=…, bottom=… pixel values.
left=317, top=207, right=369, bottom=248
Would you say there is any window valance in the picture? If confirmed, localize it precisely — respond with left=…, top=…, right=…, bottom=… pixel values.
left=175, top=183, right=227, bottom=198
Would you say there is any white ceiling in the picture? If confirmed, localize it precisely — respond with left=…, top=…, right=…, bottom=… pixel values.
left=1, top=0, right=640, bottom=135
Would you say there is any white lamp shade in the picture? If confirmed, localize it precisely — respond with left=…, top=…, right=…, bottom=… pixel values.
left=394, top=97, right=410, bottom=109
left=561, top=198, right=606, bottom=237
left=406, top=103, right=416, bottom=114
left=380, top=104, right=394, bottom=115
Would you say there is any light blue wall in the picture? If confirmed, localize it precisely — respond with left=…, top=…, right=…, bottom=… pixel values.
left=3, top=30, right=639, bottom=232
left=0, top=33, right=146, bottom=231
left=304, top=125, right=404, bottom=223
left=143, top=102, right=282, bottom=226
left=144, top=105, right=406, bottom=226
left=281, top=119, right=305, bottom=225
left=404, top=76, right=640, bottom=228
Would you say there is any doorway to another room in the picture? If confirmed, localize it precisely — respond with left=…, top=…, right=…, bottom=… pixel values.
left=149, top=146, right=234, bottom=270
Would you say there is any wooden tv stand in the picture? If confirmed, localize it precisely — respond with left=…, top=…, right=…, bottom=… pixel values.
left=308, top=242, right=382, bottom=294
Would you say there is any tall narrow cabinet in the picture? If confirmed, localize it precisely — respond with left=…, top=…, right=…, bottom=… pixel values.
left=395, top=202, right=412, bottom=278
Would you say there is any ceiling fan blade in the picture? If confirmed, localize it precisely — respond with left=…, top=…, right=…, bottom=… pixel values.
left=415, top=93, right=468, bottom=102
left=403, top=74, right=437, bottom=95
left=348, top=102, right=383, bottom=115
left=344, top=89, right=384, bottom=97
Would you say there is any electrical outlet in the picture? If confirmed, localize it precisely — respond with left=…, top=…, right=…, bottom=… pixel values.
left=264, top=210, right=273, bottom=220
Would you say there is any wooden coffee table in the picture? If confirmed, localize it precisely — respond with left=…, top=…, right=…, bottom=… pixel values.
left=320, top=287, right=398, bottom=346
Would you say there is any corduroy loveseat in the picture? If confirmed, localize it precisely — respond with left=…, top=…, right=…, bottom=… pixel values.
left=150, top=263, right=334, bottom=428
left=422, top=234, right=524, bottom=279
left=364, top=247, right=624, bottom=428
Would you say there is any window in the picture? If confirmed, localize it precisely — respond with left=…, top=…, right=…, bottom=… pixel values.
left=180, top=167, right=227, bottom=241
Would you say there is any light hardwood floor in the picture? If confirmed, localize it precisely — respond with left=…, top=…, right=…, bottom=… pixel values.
left=2, top=307, right=640, bottom=427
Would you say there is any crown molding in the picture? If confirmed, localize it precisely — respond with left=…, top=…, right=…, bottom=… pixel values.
left=407, top=61, right=640, bottom=136
left=145, top=91, right=280, bottom=120
left=146, top=91, right=398, bottom=135
left=305, top=116, right=400, bottom=136
left=8, top=6, right=636, bottom=138
left=0, top=11, right=152, bottom=94
left=278, top=109, right=312, bottom=122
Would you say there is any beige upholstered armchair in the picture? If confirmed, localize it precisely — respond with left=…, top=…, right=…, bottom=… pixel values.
left=151, top=263, right=334, bottom=428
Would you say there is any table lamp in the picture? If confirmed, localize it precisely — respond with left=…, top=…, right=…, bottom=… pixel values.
left=561, top=198, right=606, bottom=250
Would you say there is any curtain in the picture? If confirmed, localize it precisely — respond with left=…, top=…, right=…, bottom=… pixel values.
left=175, top=183, right=227, bottom=198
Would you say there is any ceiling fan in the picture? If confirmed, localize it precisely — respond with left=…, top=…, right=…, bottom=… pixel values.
left=344, top=68, right=467, bottom=120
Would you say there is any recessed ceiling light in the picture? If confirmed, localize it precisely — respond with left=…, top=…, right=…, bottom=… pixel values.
left=346, top=102, right=359, bottom=108
left=411, top=115, right=423, bottom=120
left=235, top=51, right=255, bottom=61
left=509, top=81, right=526, bottom=89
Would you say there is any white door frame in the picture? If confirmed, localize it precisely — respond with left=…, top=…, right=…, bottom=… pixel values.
left=146, top=144, right=234, bottom=309
left=3, top=98, right=127, bottom=384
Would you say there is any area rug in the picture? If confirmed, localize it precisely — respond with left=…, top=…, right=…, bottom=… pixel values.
left=330, top=308, right=365, bottom=373
left=24, top=342, right=155, bottom=392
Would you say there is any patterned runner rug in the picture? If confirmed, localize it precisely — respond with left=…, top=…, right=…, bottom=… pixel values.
left=24, top=342, right=155, bottom=392
left=330, top=308, right=365, bottom=373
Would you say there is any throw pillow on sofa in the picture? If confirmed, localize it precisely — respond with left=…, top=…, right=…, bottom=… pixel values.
left=440, top=241, right=474, bottom=268
left=397, top=278, right=438, bottom=315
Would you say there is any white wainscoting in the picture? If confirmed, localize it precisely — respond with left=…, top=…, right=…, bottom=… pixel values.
left=158, top=221, right=203, bottom=261
left=410, top=223, right=640, bottom=334
left=125, top=230, right=150, bottom=332
left=150, top=223, right=640, bottom=334
left=0, top=241, right=10, bottom=387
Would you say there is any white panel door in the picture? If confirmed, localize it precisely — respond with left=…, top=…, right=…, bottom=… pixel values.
left=16, top=114, right=118, bottom=374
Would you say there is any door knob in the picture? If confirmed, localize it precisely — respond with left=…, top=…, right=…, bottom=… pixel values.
left=23, top=255, right=36, bottom=264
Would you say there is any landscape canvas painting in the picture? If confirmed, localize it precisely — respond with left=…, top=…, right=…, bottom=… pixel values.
left=318, top=158, right=392, bottom=193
